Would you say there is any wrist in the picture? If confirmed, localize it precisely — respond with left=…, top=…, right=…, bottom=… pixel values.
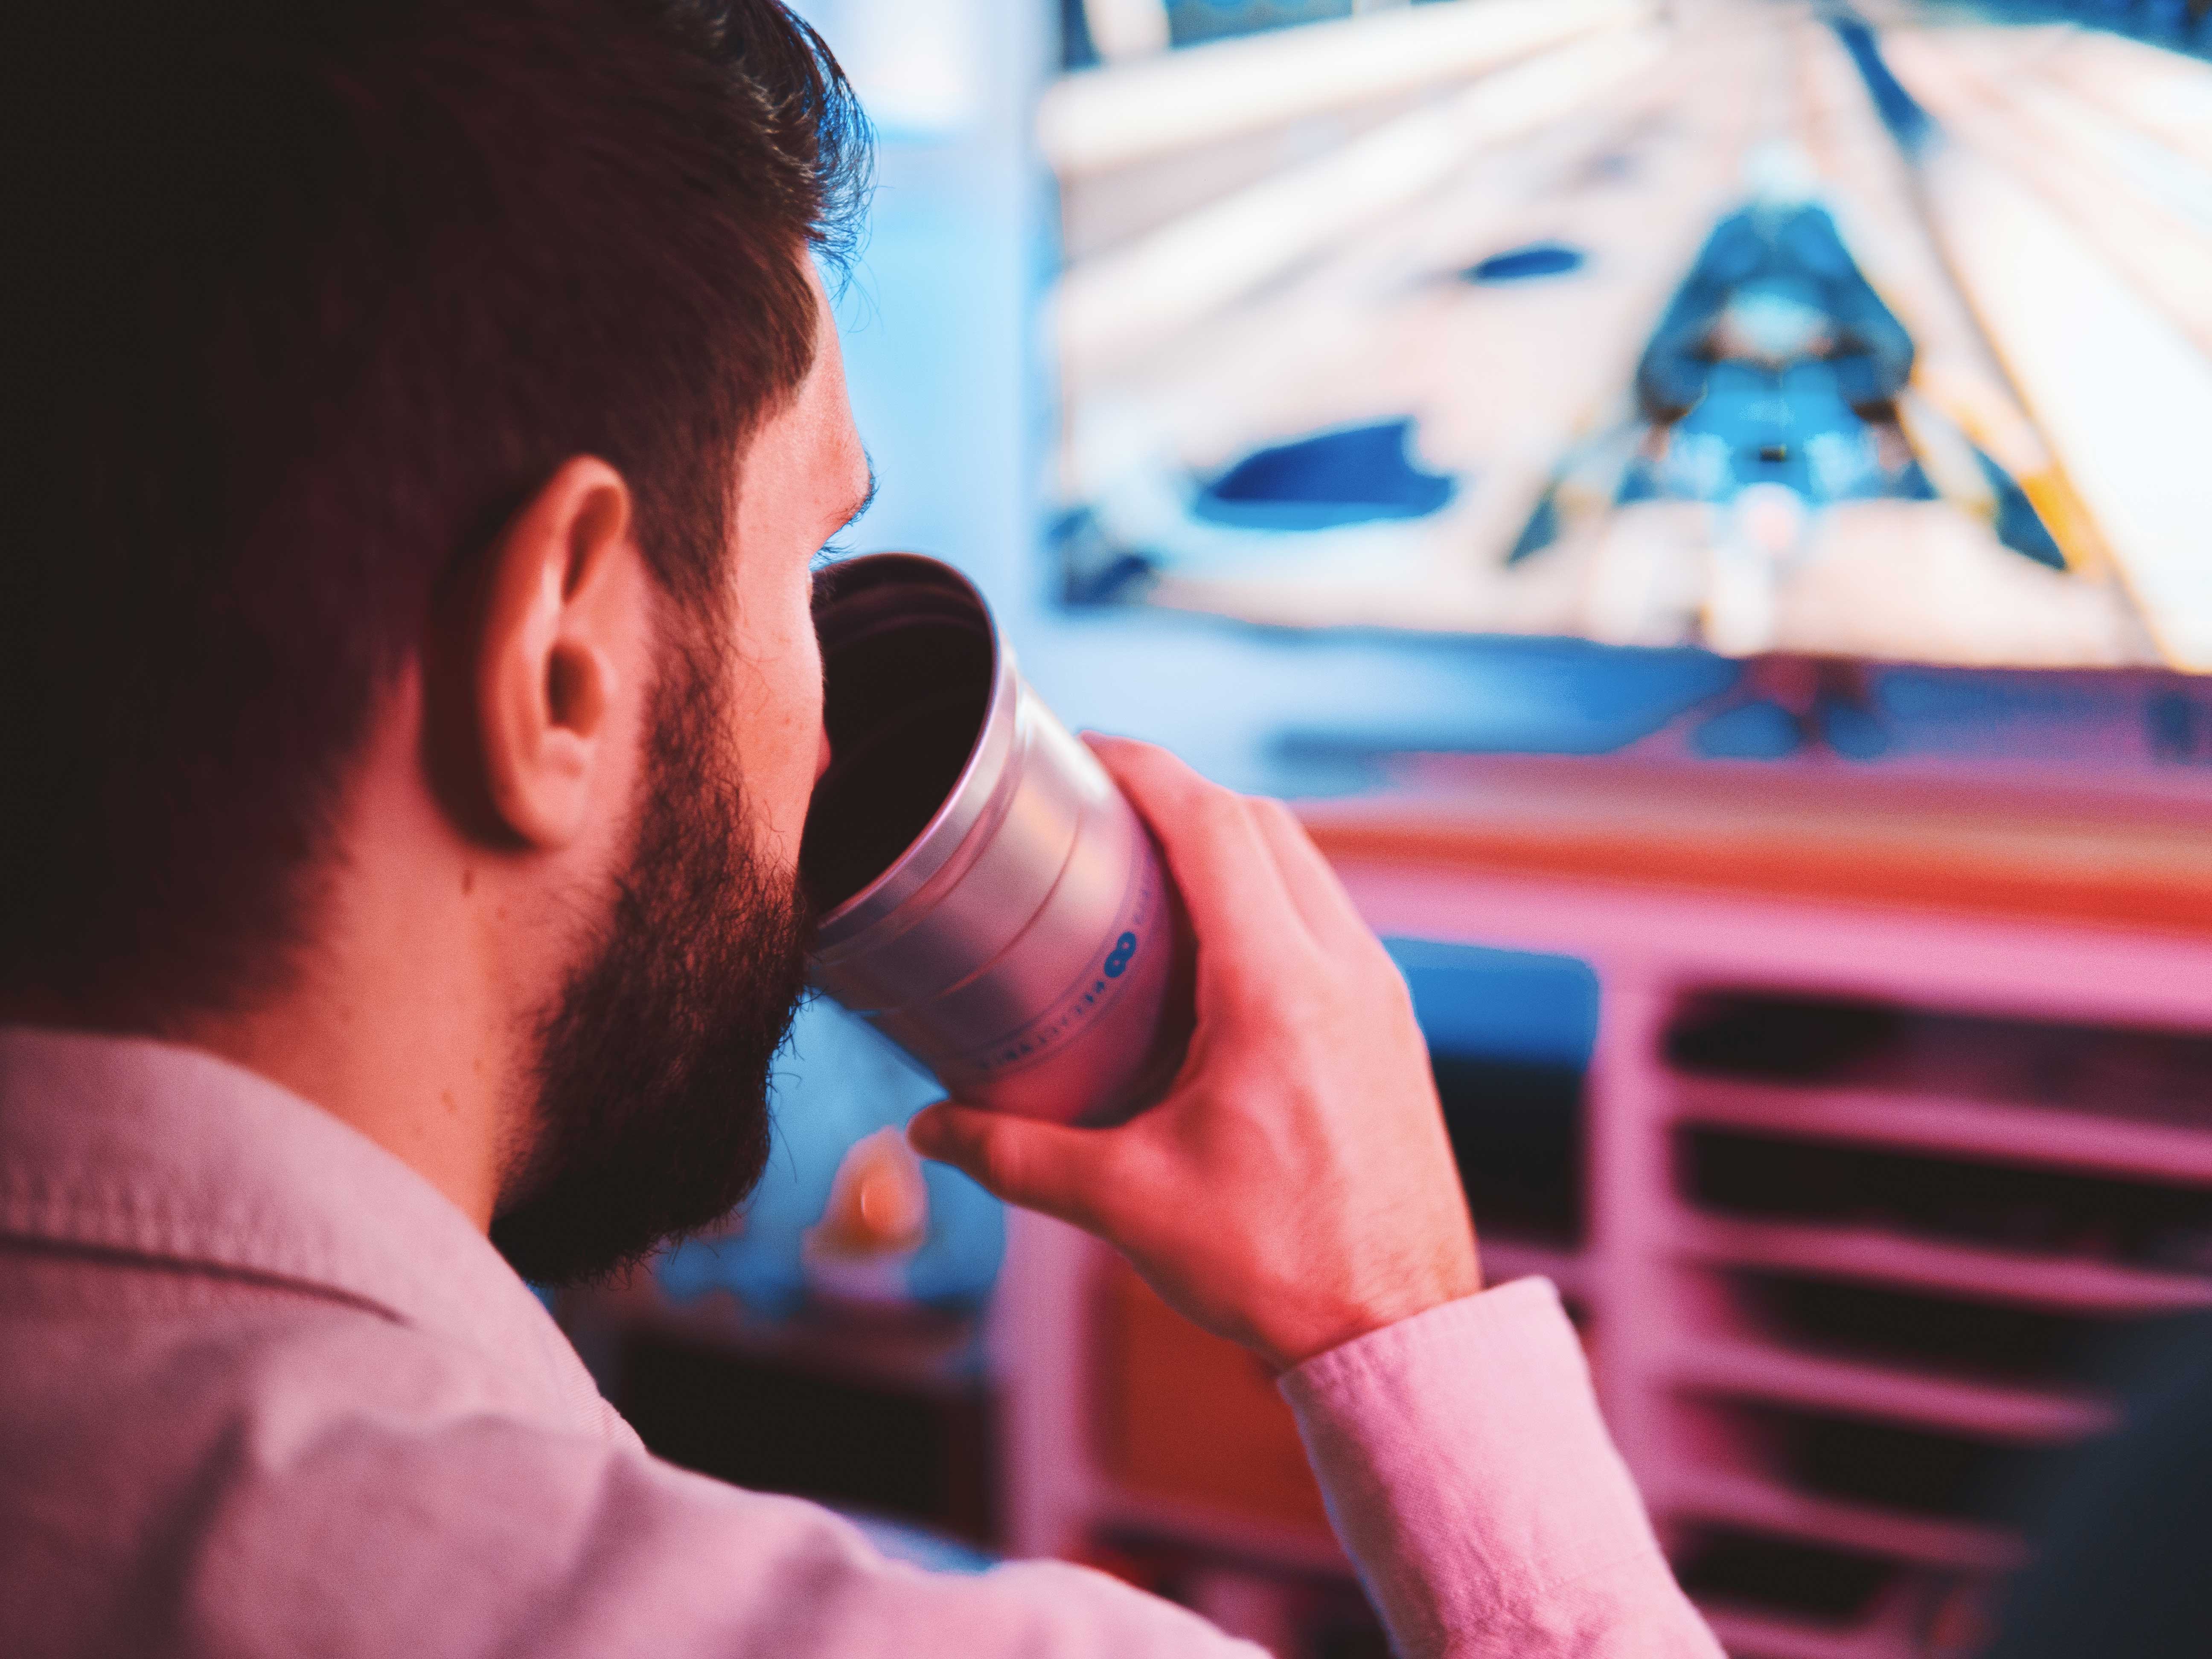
left=1259, top=1257, right=1485, bottom=1374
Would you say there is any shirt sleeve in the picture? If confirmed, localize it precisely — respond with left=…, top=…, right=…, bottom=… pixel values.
left=1278, top=1276, right=1724, bottom=1659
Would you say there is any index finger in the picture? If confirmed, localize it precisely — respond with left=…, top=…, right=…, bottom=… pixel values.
left=1084, top=735, right=1310, bottom=963
left=1246, top=795, right=1375, bottom=955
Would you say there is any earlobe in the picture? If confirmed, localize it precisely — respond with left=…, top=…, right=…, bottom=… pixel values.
left=474, top=457, right=637, bottom=850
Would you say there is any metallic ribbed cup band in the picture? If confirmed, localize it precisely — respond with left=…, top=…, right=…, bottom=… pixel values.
left=802, top=554, right=1192, bottom=1125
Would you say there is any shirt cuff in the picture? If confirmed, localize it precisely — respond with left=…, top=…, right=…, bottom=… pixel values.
left=1278, top=1277, right=1716, bottom=1659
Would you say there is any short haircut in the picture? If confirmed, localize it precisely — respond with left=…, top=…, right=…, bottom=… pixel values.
left=1, top=0, right=869, bottom=1020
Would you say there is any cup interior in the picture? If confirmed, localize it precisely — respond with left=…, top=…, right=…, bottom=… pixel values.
left=802, top=569, right=995, bottom=917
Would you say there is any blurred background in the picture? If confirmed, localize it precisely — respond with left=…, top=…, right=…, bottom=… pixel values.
left=552, top=3, right=2212, bottom=1654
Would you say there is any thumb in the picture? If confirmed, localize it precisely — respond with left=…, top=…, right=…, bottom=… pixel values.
left=907, top=1102, right=1118, bottom=1232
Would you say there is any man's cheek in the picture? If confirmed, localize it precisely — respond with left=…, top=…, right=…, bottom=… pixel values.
left=780, top=619, right=825, bottom=772
left=764, top=665, right=823, bottom=853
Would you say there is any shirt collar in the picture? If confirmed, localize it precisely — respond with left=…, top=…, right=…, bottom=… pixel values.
left=0, top=1024, right=620, bottom=1439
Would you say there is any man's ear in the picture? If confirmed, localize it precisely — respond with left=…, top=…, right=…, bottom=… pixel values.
left=474, top=456, right=643, bottom=850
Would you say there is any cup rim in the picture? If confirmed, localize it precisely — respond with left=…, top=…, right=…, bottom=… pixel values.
left=807, top=552, right=1019, bottom=948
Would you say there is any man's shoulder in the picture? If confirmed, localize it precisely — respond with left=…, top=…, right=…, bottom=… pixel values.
left=0, top=1238, right=551, bottom=1424
left=0, top=1244, right=1260, bottom=1659
left=0, top=1243, right=662, bottom=1654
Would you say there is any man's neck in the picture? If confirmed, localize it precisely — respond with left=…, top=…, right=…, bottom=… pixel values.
left=175, top=974, right=516, bottom=1232
left=20, top=749, right=541, bottom=1232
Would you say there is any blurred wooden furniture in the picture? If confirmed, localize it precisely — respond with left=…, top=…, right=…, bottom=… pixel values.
left=1097, top=1258, right=1332, bottom=1537
left=562, top=1274, right=999, bottom=1546
left=994, top=754, right=2212, bottom=1659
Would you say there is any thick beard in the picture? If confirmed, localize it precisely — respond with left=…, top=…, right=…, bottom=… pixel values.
left=490, top=626, right=813, bottom=1287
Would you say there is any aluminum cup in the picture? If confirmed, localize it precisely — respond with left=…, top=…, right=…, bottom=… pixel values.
left=800, top=553, right=1195, bottom=1126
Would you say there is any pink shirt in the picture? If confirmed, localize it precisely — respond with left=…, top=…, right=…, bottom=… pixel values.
left=0, top=1026, right=1720, bottom=1658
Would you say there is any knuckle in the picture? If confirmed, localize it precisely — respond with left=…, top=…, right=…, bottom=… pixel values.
left=1098, top=737, right=1149, bottom=779
left=1214, top=969, right=1295, bottom=1036
left=1356, top=959, right=1419, bottom=1032
left=1224, top=968, right=1288, bottom=1022
left=1368, top=952, right=1415, bottom=1010
left=972, top=1129, right=1025, bottom=1197
left=1119, top=739, right=1178, bottom=783
left=1259, top=972, right=1333, bottom=1030
left=1191, top=789, right=1247, bottom=841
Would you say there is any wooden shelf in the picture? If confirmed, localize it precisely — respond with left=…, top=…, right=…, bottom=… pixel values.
left=1094, top=1255, right=1338, bottom=1541
left=562, top=1277, right=988, bottom=1398
left=1671, top=1075, right=2212, bottom=1187
left=1696, top=1575, right=1930, bottom=1659
left=1482, top=1234, right=1590, bottom=1301
left=1700, top=1602, right=1914, bottom=1659
left=1086, top=1483, right=1351, bottom=1578
left=1670, top=1338, right=2116, bottom=1443
left=1663, top=1469, right=2022, bottom=1572
left=1298, top=755, right=2212, bottom=942
left=1001, top=773, right=2212, bottom=1657
left=1674, top=1212, right=2212, bottom=1315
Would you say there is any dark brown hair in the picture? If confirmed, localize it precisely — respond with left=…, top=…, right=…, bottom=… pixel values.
left=0, top=0, right=869, bottom=1019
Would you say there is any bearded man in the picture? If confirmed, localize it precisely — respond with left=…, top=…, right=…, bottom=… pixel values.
left=0, top=4, right=1717, bottom=1655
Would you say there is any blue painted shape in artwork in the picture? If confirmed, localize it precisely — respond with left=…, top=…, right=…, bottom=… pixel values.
left=1167, top=0, right=1350, bottom=47
left=1822, top=698, right=1893, bottom=760
left=1896, top=458, right=1940, bottom=503
left=1273, top=640, right=1742, bottom=768
left=1193, top=418, right=1456, bottom=532
left=2140, top=0, right=2197, bottom=43
left=1506, top=490, right=1561, bottom=564
left=1465, top=242, right=1588, bottom=284
left=1977, top=450, right=2069, bottom=570
left=1692, top=699, right=1803, bottom=760
left=2146, top=689, right=2207, bottom=762
left=1632, top=200, right=1928, bottom=503
left=1052, top=506, right=1157, bottom=606
left=1830, top=16, right=1933, bottom=151
left=1615, top=456, right=1663, bottom=506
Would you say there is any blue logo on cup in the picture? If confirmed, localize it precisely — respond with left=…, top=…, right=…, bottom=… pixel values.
left=1103, top=931, right=1138, bottom=979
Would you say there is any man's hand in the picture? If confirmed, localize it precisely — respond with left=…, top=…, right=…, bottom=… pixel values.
left=907, top=737, right=1481, bottom=1373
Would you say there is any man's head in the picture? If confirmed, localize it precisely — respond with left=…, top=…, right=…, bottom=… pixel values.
left=2, top=0, right=875, bottom=1281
